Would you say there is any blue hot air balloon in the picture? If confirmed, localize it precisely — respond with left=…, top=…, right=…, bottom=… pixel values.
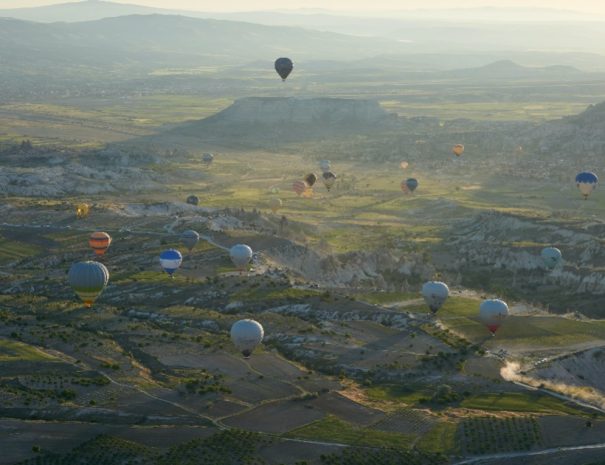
left=541, top=247, right=562, bottom=270
left=575, top=171, right=598, bottom=200
left=160, top=249, right=183, bottom=277
left=275, top=57, right=293, bottom=81
left=406, top=178, right=419, bottom=193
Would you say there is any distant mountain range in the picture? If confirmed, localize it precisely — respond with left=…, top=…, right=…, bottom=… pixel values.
left=0, top=13, right=596, bottom=85
left=0, top=1, right=163, bottom=22
left=443, top=60, right=582, bottom=80
left=0, top=1, right=598, bottom=24
left=0, top=14, right=409, bottom=73
left=3, top=1, right=605, bottom=57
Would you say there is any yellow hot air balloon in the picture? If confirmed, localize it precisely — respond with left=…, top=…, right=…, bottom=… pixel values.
left=76, top=203, right=90, bottom=219
left=452, top=144, right=465, bottom=157
left=270, top=197, right=283, bottom=214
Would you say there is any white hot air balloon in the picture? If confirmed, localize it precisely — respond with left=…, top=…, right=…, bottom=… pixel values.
left=479, top=299, right=509, bottom=336
left=422, top=281, right=450, bottom=314
left=230, top=244, right=253, bottom=271
left=541, top=247, right=562, bottom=270
left=181, top=230, right=200, bottom=252
left=231, top=319, right=264, bottom=358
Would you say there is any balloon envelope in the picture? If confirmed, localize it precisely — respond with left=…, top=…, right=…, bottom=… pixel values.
left=230, top=244, right=253, bottom=270
left=422, top=281, right=449, bottom=314
left=181, top=230, right=200, bottom=252
left=453, top=144, right=465, bottom=157
left=293, top=180, right=307, bottom=196
left=231, top=319, right=264, bottom=358
left=68, top=261, right=109, bottom=307
left=274, top=57, right=293, bottom=81
left=405, top=178, right=419, bottom=193
left=160, top=249, right=183, bottom=276
left=400, top=161, right=409, bottom=170
left=270, top=197, right=283, bottom=213
left=89, top=231, right=111, bottom=256
left=322, top=171, right=337, bottom=191
left=541, top=247, right=562, bottom=269
left=576, top=171, right=598, bottom=199
left=186, top=195, right=199, bottom=206
left=76, top=203, right=89, bottom=219
left=202, top=153, right=214, bottom=166
left=304, top=173, right=317, bottom=187
left=319, top=160, right=331, bottom=173
left=479, top=299, right=509, bottom=335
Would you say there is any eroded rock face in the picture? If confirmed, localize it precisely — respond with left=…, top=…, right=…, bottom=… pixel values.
left=0, top=146, right=165, bottom=197
left=522, top=102, right=605, bottom=156
left=440, top=211, right=605, bottom=314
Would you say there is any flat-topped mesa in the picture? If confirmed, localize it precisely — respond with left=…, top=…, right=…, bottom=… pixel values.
left=174, top=97, right=394, bottom=143
left=209, top=97, right=389, bottom=125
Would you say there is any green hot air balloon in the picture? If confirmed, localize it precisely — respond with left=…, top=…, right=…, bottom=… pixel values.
left=68, top=261, right=109, bottom=307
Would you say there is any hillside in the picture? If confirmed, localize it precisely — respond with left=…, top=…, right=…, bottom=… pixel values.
left=523, top=101, right=605, bottom=156
left=0, top=0, right=161, bottom=22
left=0, top=15, right=409, bottom=73
left=444, top=60, right=582, bottom=80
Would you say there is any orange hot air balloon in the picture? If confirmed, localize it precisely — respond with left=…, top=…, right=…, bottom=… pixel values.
left=452, top=144, right=465, bottom=157
left=89, top=232, right=111, bottom=256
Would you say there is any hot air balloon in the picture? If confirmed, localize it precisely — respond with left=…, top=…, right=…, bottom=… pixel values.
left=270, top=197, right=283, bottom=214
left=230, top=244, right=253, bottom=271
left=576, top=172, right=598, bottom=200
left=202, top=153, right=214, bottom=166
left=76, top=203, right=90, bottom=219
left=322, top=171, right=337, bottom=191
left=231, top=319, right=264, bottom=358
left=89, top=232, right=111, bottom=256
left=452, top=144, right=465, bottom=157
left=181, top=230, right=200, bottom=252
left=319, top=160, right=331, bottom=173
left=293, top=180, right=307, bottom=196
left=400, top=161, right=409, bottom=170
left=422, top=281, right=449, bottom=314
left=274, top=57, right=293, bottom=81
left=304, top=173, right=317, bottom=187
left=68, top=261, right=109, bottom=308
left=402, top=178, right=418, bottom=193
left=160, top=249, right=183, bottom=277
left=479, top=299, right=509, bottom=335
left=541, top=247, right=562, bottom=270
left=186, top=195, right=199, bottom=206
left=270, top=187, right=280, bottom=195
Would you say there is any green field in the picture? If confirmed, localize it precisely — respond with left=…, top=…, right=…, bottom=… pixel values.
left=287, top=415, right=416, bottom=449
left=461, top=392, right=589, bottom=416
left=0, top=339, right=57, bottom=363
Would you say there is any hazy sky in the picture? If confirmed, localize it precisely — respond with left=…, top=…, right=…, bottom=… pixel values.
left=2, top=0, right=605, bottom=13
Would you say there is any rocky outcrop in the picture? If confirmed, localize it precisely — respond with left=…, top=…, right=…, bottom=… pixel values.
left=440, top=211, right=605, bottom=315
left=172, top=97, right=395, bottom=144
